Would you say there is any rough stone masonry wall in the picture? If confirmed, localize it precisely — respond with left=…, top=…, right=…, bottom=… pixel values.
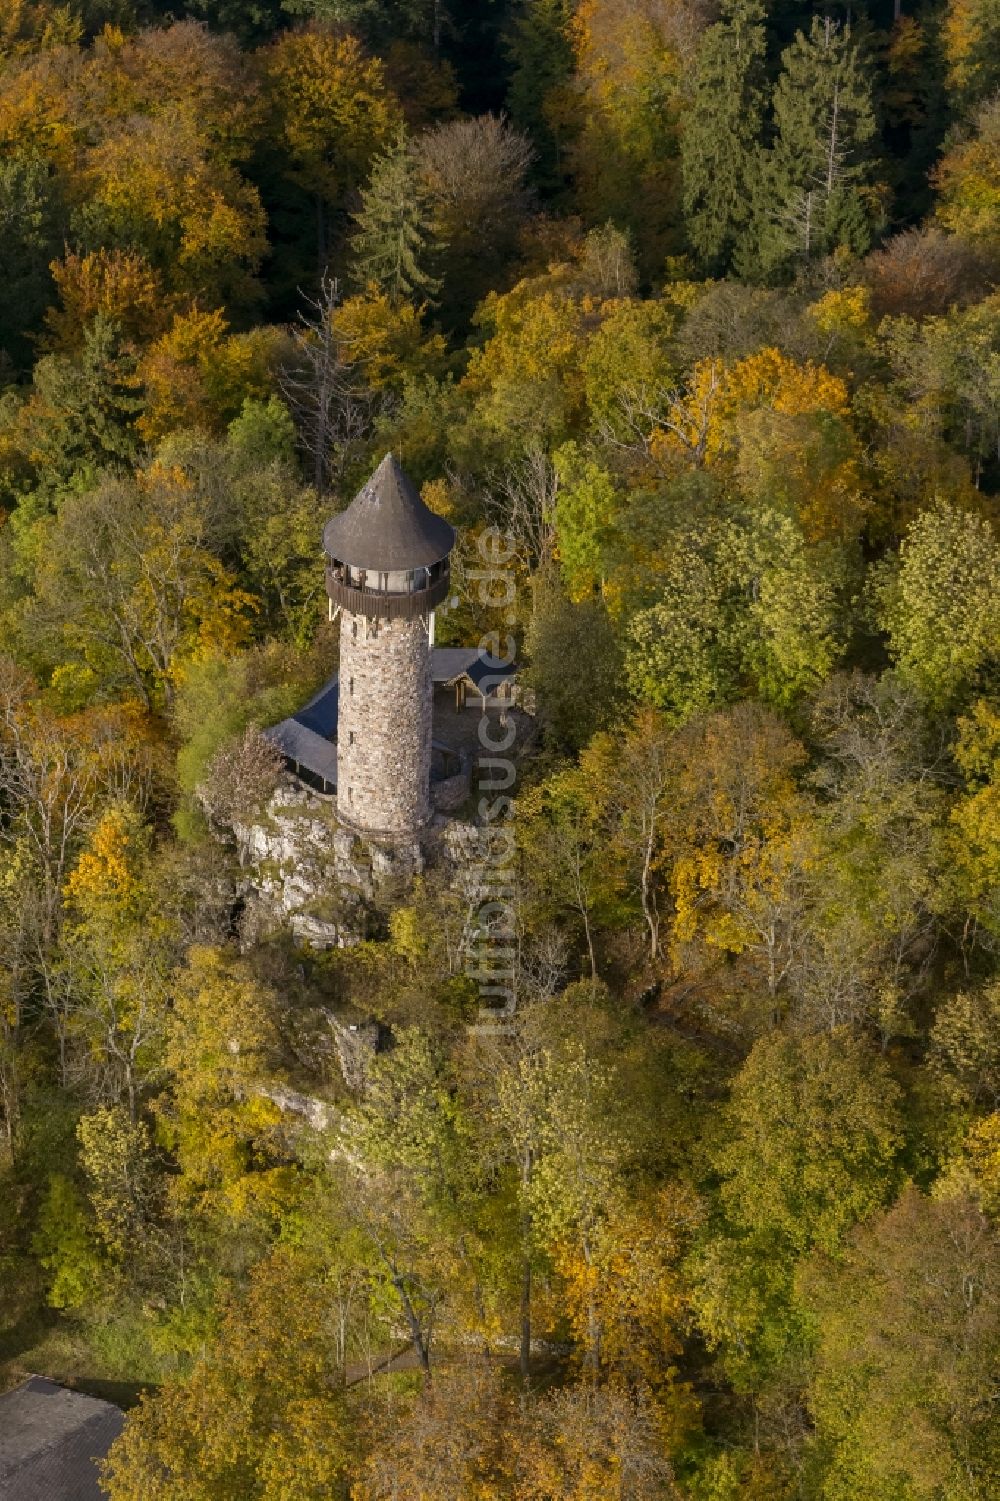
left=337, top=607, right=432, bottom=837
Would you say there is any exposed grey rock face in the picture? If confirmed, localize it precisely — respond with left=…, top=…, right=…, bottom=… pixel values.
left=337, top=608, right=432, bottom=837
left=256, top=1082, right=335, bottom=1132
left=325, top=1012, right=381, bottom=1092
left=236, top=775, right=430, bottom=950
left=236, top=776, right=361, bottom=949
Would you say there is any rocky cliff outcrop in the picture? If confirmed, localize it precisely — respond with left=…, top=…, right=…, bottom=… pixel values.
left=236, top=775, right=444, bottom=949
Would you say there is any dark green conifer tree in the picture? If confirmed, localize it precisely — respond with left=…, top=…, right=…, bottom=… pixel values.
left=681, top=0, right=768, bottom=275
left=738, top=16, right=884, bottom=282
left=350, top=129, right=441, bottom=307
left=0, top=153, right=63, bottom=373
left=505, top=0, right=575, bottom=189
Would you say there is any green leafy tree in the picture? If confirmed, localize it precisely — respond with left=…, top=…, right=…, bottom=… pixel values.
left=331, top=1027, right=496, bottom=1371
left=681, top=0, right=767, bottom=274
left=161, top=945, right=291, bottom=1234
left=25, top=467, right=253, bottom=711
left=161, top=409, right=329, bottom=645
left=76, top=1104, right=157, bottom=1258
left=281, top=0, right=450, bottom=52
left=662, top=701, right=809, bottom=999
left=803, top=1187, right=1000, bottom=1501
left=880, top=295, right=1000, bottom=484
left=101, top=1248, right=352, bottom=1500
left=32, top=1172, right=105, bottom=1310
left=717, top=1029, right=903, bottom=1255
left=947, top=699, right=1000, bottom=937
left=581, top=709, right=673, bottom=960
left=580, top=296, right=676, bottom=441
left=930, top=980, right=1000, bottom=1109
left=185, top=0, right=284, bottom=42
left=518, top=763, right=623, bottom=977
left=693, top=1028, right=903, bottom=1394
left=872, top=501, right=1000, bottom=711
left=624, top=522, right=732, bottom=724
left=552, top=443, right=620, bottom=600
left=61, top=807, right=176, bottom=1121
left=525, top=577, right=623, bottom=751
left=17, top=314, right=142, bottom=488
left=171, top=639, right=328, bottom=823
left=791, top=671, right=943, bottom=1038
left=351, top=127, right=441, bottom=305
left=624, top=511, right=845, bottom=722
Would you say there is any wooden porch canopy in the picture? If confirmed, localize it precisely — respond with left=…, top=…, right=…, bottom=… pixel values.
left=431, top=648, right=516, bottom=709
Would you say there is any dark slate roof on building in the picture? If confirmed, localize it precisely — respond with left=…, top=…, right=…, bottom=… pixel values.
left=0, top=1377, right=124, bottom=1501
left=290, top=675, right=339, bottom=739
left=430, top=648, right=516, bottom=689
left=265, top=717, right=338, bottom=787
left=263, top=674, right=340, bottom=788
left=322, top=454, right=456, bottom=572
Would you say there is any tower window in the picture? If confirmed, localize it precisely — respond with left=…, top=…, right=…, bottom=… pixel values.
left=348, top=731, right=355, bottom=745
left=348, top=785, right=353, bottom=803
left=349, top=677, right=354, bottom=695
left=352, top=619, right=358, bottom=639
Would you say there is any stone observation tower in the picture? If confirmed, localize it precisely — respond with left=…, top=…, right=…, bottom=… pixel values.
left=323, top=454, right=455, bottom=840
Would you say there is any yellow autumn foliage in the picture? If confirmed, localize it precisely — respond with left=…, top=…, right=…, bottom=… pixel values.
left=137, top=308, right=279, bottom=443
left=43, top=248, right=168, bottom=352
left=63, top=806, right=142, bottom=918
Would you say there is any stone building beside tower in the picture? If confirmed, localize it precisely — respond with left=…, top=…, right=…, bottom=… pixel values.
left=323, top=453, right=455, bottom=839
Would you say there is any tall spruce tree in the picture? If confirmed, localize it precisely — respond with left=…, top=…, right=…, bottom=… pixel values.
left=738, top=16, right=883, bottom=282
left=681, top=0, right=768, bottom=275
left=0, top=152, right=63, bottom=373
left=506, top=0, right=575, bottom=189
left=350, top=129, right=441, bottom=306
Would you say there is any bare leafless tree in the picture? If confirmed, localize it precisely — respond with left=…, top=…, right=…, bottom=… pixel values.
left=414, top=114, right=534, bottom=314
left=863, top=226, right=993, bottom=320
left=602, top=711, right=675, bottom=962
left=483, top=449, right=559, bottom=578
left=278, top=272, right=376, bottom=495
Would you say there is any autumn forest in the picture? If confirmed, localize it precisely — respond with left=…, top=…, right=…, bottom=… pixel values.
left=1, top=0, right=999, bottom=1495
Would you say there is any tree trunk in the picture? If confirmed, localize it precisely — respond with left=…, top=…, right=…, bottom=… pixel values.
left=640, top=831, right=660, bottom=961
left=519, top=1253, right=532, bottom=1378
left=386, top=1262, right=432, bottom=1375
left=582, top=901, right=597, bottom=980
left=826, top=84, right=841, bottom=194
left=519, top=1145, right=533, bottom=1378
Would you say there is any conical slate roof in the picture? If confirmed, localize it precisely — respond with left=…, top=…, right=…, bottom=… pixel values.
left=322, top=454, right=455, bottom=571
